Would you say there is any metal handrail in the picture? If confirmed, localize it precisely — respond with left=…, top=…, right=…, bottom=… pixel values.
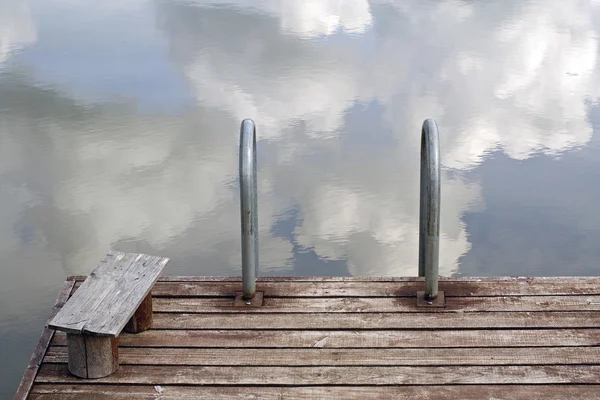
left=418, top=119, right=441, bottom=301
left=238, top=117, right=440, bottom=301
left=240, top=119, right=259, bottom=300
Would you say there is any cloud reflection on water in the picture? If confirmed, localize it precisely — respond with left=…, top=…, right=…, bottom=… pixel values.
left=0, top=0, right=599, bottom=281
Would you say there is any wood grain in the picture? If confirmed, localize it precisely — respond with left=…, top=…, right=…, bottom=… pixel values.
left=151, top=276, right=600, bottom=282
left=30, top=384, right=600, bottom=400
left=153, top=295, right=600, bottom=313
left=50, top=251, right=169, bottom=336
left=86, top=336, right=119, bottom=378
left=73, top=279, right=600, bottom=297
left=14, top=280, right=75, bottom=400
left=44, top=346, right=600, bottom=366
left=150, top=311, right=600, bottom=329
left=66, top=335, right=119, bottom=378
left=51, top=328, right=600, bottom=348
left=65, top=334, right=87, bottom=378
left=35, top=364, right=600, bottom=385
left=124, top=292, right=153, bottom=333
left=28, top=384, right=600, bottom=400
left=25, top=276, right=600, bottom=398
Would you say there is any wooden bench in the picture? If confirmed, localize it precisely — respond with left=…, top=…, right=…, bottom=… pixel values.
left=49, top=251, right=170, bottom=378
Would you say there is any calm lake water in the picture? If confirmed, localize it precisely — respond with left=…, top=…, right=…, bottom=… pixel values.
left=2, top=0, right=600, bottom=395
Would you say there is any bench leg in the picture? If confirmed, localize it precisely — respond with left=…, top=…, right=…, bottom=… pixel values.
left=124, top=291, right=153, bottom=333
left=67, top=334, right=118, bottom=378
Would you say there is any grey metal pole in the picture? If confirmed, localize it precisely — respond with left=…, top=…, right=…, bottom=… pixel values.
left=418, top=119, right=440, bottom=301
left=240, top=119, right=259, bottom=300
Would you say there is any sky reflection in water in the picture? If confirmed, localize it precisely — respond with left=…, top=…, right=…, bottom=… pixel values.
left=1, top=0, right=600, bottom=395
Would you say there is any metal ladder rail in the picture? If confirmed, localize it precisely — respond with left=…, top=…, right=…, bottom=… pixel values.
left=238, top=118, right=441, bottom=301
left=239, top=119, right=259, bottom=300
left=418, top=119, right=441, bottom=301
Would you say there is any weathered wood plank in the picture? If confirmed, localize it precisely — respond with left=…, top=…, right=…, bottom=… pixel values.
left=35, top=364, right=600, bottom=385
left=43, top=346, right=600, bottom=366
left=51, top=329, right=600, bottom=348
left=70, top=274, right=600, bottom=291
left=28, top=384, right=600, bottom=400
left=50, top=253, right=139, bottom=334
left=72, top=279, right=600, bottom=297
left=150, top=276, right=600, bottom=282
left=24, top=276, right=600, bottom=399
left=143, top=280, right=600, bottom=297
left=150, top=311, right=600, bottom=330
left=153, top=295, right=600, bottom=313
left=14, top=280, right=75, bottom=400
left=50, top=252, right=169, bottom=336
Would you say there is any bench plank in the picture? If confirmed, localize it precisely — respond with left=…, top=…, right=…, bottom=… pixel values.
left=49, top=251, right=169, bottom=337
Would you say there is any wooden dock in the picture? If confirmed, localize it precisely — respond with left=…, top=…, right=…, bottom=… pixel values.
left=17, top=276, right=600, bottom=399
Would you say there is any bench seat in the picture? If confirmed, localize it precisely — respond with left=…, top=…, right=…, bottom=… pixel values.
left=49, top=251, right=170, bottom=378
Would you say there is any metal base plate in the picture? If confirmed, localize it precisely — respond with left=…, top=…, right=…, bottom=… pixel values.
left=234, top=291, right=264, bottom=307
left=416, top=291, right=446, bottom=308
